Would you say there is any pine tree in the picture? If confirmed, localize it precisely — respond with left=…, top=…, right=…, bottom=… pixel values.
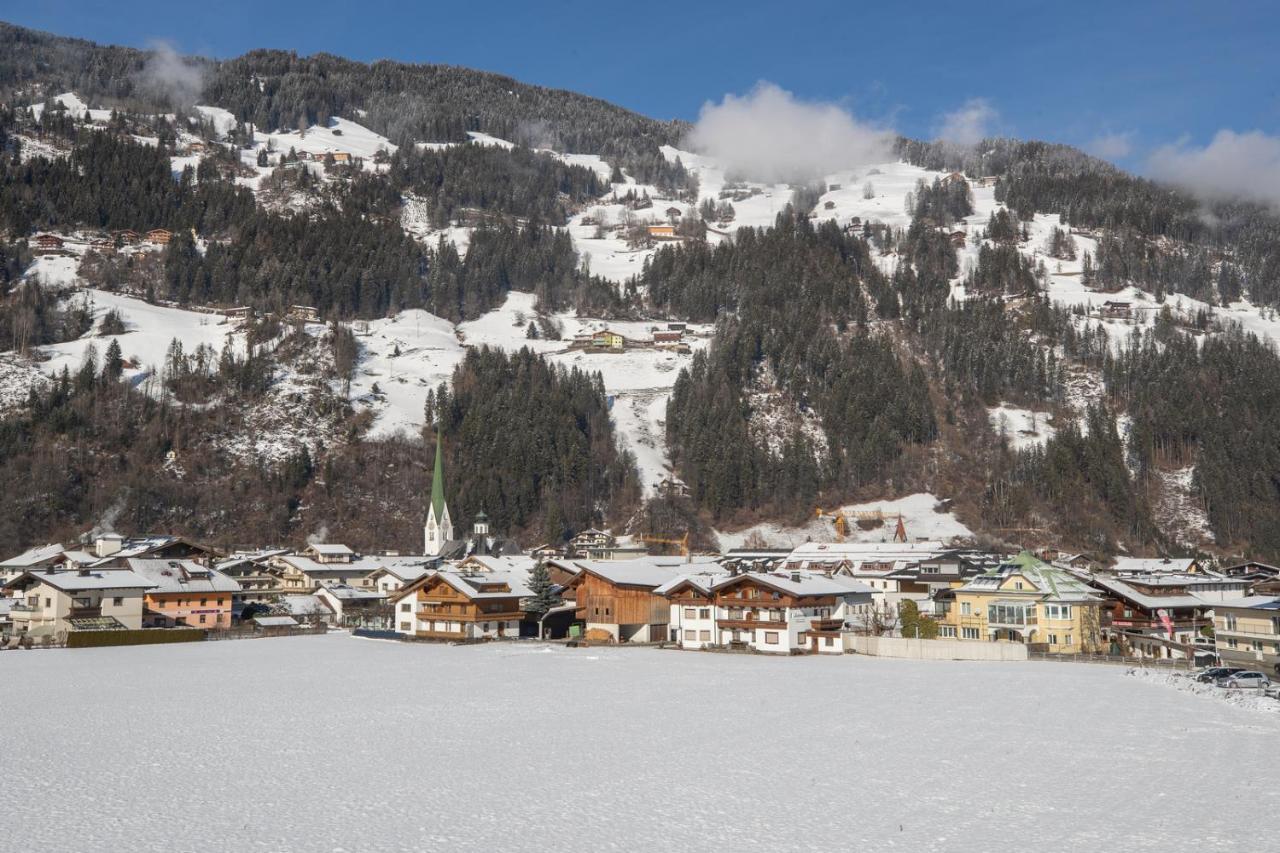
left=526, top=560, right=561, bottom=625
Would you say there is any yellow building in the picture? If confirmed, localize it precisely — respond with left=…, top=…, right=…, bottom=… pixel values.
left=938, top=552, right=1103, bottom=654
left=591, top=330, right=625, bottom=351
left=1212, top=596, right=1280, bottom=671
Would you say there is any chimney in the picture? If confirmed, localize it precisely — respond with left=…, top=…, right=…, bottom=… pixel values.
left=791, top=572, right=802, bottom=583
left=95, top=534, right=123, bottom=558
left=78, top=567, right=90, bottom=577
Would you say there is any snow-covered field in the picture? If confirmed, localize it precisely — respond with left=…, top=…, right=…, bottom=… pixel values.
left=5, top=634, right=1276, bottom=852
left=718, top=492, right=973, bottom=550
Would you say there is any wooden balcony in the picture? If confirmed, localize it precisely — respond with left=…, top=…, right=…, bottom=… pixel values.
left=716, top=618, right=786, bottom=630
left=70, top=606, right=102, bottom=618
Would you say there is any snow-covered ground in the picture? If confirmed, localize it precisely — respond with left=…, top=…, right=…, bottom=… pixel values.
left=35, top=288, right=242, bottom=386
left=987, top=403, right=1057, bottom=450
left=718, top=492, right=973, bottom=549
left=348, top=310, right=466, bottom=438
left=5, top=635, right=1276, bottom=852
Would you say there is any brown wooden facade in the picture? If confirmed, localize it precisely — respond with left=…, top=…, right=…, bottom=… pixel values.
left=569, top=570, right=670, bottom=629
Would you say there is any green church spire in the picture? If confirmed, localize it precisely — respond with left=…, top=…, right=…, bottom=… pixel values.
left=430, top=424, right=447, bottom=518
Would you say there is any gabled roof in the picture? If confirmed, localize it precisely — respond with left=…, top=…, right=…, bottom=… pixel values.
left=277, top=594, right=333, bottom=616
left=0, top=543, right=66, bottom=568
left=393, top=569, right=531, bottom=603
left=306, top=543, right=354, bottom=556
left=559, top=556, right=721, bottom=589
left=127, top=559, right=241, bottom=594
left=316, top=584, right=385, bottom=602
left=959, top=552, right=1100, bottom=602
left=4, top=569, right=155, bottom=593
left=656, top=570, right=873, bottom=599
left=1106, top=557, right=1198, bottom=575
left=274, top=555, right=385, bottom=576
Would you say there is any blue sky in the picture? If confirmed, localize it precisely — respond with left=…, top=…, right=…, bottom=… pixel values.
left=6, top=1, right=1278, bottom=172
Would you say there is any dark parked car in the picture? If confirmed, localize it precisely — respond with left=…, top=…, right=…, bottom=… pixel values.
left=1195, top=666, right=1243, bottom=683
left=1216, top=671, right=1271, bottom=689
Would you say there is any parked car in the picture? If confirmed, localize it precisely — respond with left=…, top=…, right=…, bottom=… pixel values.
left=1195, top=666, right=1243, bottom=683
left=1216, top=671, right=1272, bottom=689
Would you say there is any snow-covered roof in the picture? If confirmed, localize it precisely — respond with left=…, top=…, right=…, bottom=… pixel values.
left=434, top=570, right=532, bottom=600
left=0, top=543, right=65, bottom=568
left=254, top=615, right=299, bottom=627
left=1106, top=557, right=1198, bottom=575
left=307, top=543, right=354, bottom=556
left=5, top=569, right=155, bottom=592
left=655, top=570, right=873, bottom=598
left=563, top=556, right=721, bottom=588
left=216, top=549, right=291, bottom=571
left=1088, top=576, right=1216, bottom=611
left=783, top=542, right=948, bottom=573
left=960, top=553, right=1101, bottom=602
left=278, top=594, right=332, bottom=616
left=1212, top=595, right=1280, bottom=611
left=275, top=555, right=385, bottom=576
left=317, top=584, right=385, bottom=602
left=126, top=559, right=241, bottom=594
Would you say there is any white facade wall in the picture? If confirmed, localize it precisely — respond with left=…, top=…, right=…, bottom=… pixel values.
left=669, top=602, right=717, bottom=649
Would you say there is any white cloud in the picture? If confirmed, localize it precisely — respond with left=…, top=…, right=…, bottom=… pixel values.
left=685, top=82, right=894, bottom=183
left=935, top=98, right=998, bottom=145
left=1086, top=132, right=1134, bottom=160
left=136, top=40, right=206, bottom=109
left=1147, top=129, right=1280, bottom=208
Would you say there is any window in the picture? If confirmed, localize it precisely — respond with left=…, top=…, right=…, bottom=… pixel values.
left=764, top=631, right=780, bottom=644
left=1045, top=604, right=1073, bottom=620
left=200, top=598, right=207, bottom=606
left=1272, top=616, right=1280, bottom=635
left=684, top=629, right=695, bottom=640
left=1065, top=634, right=1073, bottom=646
left=74, top=597, right=92, bottom=608
left=1252, top=640, right=1264, bottom=652
left=962, top=627, right=980, bottom=640
left=199, top=615, right=207, bottom=624
left=1225, top=614, right=1238, bottom=631
left=683, top=608, right=697, bottom=619
left=1228, top=638, right=1239, bottom=649
left=1014, top=582, right=1024, bottom=590
left=824, top=637, right=834, bottom=647
left=938, top=626, right=957, bottom=638
left=961, top=602, right=971, bottom=616
left=400, top=603, right=411, bottom=613
left=1048, top=634, right=1059, bottom=645
left=699, top=630, right=711, bottom=641
left=400, top=622, right=410, bottom=631
left=699, top=608, right=710, bottom=619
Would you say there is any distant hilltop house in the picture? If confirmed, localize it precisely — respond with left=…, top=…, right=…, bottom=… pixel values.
left=1101, top=300, right=1132, bottom=319
left=329, top=151, right=352, bottom=164
left=647, top=223, right=678, bottom=241
left=823, top=200, right=836, bottom=210
left=594, top=330, right=625, bottom=351
left=184, top=141, right=207, bottom=155
left=827, top=183, right=842, bottom=191
left=664, top=206, right=683, bottom=222
left=288, top=304, right=320, bottom=323
left=949, top=230, right=968, bottom=248
left=146, top=228, right=173, bottom=245
left=89, top=237, right=115, bottom=254
left=32, top=233, right=64, bottom=252
left=941, top=171, right=967, bottom=186
left=115, top=229, right=142, bottom=244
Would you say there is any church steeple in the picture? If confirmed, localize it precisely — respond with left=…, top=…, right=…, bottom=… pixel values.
left=424, top=426, right=453, bottom=555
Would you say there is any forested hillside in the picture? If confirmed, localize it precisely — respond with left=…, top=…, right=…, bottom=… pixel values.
left=4, top=21, right=1280, bottom=561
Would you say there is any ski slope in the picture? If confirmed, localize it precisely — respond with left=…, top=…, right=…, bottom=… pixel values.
left=5, top=634, right=1275, bottom=853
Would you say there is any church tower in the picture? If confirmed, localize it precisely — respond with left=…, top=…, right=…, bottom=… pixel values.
left=424, top=427, right=454, bottom=555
